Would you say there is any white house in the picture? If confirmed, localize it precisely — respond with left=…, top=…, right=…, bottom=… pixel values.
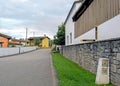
left=65, top=0, right=120, bottom=45
left=64, top=0, right=82, bottom=46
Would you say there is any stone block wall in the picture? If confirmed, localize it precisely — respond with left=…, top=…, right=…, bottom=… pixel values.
left=62, top=38, right=120, bottom=86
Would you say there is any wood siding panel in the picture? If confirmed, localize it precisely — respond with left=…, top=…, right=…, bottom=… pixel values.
left=118, top=0, right=120, bottom=13
left=96, top=0, right=99, bottom=25
left=110, top=0, right=114, bottom=18
left=75, top=0, right=120, bottom=38
left=116, top=0, right=119, bottom=14
left=107, top=0, right=111, bottom=20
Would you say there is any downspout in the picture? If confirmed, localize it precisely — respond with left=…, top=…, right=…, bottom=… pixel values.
left=95, top=26, right=98, bottom=41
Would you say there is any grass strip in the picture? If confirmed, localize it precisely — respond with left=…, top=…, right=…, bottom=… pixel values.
left=52, top=53, right=113, bottom=86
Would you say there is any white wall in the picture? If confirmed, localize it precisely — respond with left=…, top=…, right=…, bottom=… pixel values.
left=0, top=46, right=37, bottom=57
left=65, top=3, right=81, bottom=46
left=73, top=29, right=96, bottom=44
left=98, top=14, right=120, bottom=40
left=20, top=47, right=37, bottom=53
left=0, top=48, right=19, bottom=57
left=73, top=14, right=120, bottom=44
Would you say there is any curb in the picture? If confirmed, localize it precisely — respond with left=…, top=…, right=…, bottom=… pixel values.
left=50, top=54, right=58, bottom=86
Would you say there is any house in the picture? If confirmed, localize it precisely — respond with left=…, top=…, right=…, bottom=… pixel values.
left=41, top=37, right=50, bottom=48
left=64, top=0, right=81, bottom=45
left=65, top=0, right=120, bottom=45
left=19, top=39, right=29, bottom=46
left=28, top=36, right=50, bottom=48
left=9, top=39, right=22, bottom=47
left=0, top=33, right=11, bottom=48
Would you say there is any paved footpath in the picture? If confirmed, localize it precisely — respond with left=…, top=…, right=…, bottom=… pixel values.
left=0, top=49, right=57, bottom=86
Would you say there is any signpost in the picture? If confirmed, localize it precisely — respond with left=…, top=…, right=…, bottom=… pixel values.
left=96, top=58, right=109, bottom=84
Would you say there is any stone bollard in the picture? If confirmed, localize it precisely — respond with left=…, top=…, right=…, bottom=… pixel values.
left=96, top=58, right=109, bottom=85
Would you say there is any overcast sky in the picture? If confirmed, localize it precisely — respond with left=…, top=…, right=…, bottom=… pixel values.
left=0, top=0, right=75, bottom=39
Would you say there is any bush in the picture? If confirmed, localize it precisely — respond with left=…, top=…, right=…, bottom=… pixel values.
left=11, top=45, right=16, bottom=47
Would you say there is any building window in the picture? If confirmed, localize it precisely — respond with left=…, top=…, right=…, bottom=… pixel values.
left=70, top=33, right=72, bottom=44
left=67, top=35, right=69, bottom=45
left=0, top=43, right=2, bottom=48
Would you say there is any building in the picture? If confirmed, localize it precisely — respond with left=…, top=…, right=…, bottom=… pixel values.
left=0, top=33, right=11, bottom=48
left=19, top=39, right=29, bottom=46
left=64, top=0, right=81, bottom=45
left=65, top=0, right=120, bottom=45
left=41, top=37, right=50, bottom=48
left=9, top=39, right=22, bottom=47
left=28, top=36, right=50, bottom=48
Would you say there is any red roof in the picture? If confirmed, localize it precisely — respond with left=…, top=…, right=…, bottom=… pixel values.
left=9, top=41, right=22, bottom=45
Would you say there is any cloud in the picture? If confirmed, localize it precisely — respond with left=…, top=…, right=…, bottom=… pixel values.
left=0, top=18, right=23, bottom=25
left=0, top=0, right=75, bottom=39
left=10, top=0, right=29, bottom=3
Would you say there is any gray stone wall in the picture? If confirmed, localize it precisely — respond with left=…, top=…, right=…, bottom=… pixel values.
left=62, top=38, right=120, bottom=86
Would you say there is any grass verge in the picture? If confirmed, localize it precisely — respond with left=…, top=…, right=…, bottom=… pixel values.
left=52, top=53, right=113, bottom=86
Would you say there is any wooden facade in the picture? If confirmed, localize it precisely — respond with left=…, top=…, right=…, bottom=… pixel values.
left=74, top=0, right=120, bottom=38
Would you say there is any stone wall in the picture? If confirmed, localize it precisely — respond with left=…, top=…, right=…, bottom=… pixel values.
left=62, top=38, right=120, bottom=86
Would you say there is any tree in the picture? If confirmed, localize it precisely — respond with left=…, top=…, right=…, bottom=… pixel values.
left=54, top=24, right=65, bottom=45
left=11, top=45, right=16, bottom=47
left=33, top=38, right=40, bottom=46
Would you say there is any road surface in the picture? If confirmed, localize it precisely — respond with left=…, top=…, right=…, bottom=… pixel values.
left=0, top=49, right=56, bottom=86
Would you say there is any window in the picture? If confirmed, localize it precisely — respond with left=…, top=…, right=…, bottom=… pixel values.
left=67, top=35, right=69, bottom=45
left=0, top=43, right=2, bottom=48
left=70, top=33, right=72, bottom=44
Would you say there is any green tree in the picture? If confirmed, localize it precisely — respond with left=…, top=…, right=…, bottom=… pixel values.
left=11, top=45, right=16, bottom=47
left=54, top=24, right=65, bottom=45
left=33, top=38, right=40, bottom=46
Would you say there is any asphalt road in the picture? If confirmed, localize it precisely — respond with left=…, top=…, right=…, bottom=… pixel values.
left=0, top=49, right=56, bottom=86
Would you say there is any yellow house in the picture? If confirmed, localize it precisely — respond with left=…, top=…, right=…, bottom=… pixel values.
left=42, top=37, right=50, bottom=48
left=28, top=36, right=50, bottom=48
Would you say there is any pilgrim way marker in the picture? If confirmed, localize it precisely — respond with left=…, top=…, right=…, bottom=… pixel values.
left=96, top=58, right=109, bottom=85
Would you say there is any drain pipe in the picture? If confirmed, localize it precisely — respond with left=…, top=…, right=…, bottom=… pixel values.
left=95, top=26, right=98, bottom=41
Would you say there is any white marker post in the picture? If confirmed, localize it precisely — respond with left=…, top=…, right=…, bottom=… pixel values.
left=96, top=58, right=109, bottom=85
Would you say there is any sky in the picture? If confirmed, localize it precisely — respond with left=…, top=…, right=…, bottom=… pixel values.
left=0, top=0, right=75, bottom=39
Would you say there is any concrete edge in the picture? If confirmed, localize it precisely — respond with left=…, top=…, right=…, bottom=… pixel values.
left=0, top=49, right=37, bottom=58
left=50, top=53, right=58, bottom=86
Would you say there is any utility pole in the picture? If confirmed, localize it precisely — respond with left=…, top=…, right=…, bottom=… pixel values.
left=26, top=28, right=28, bottom=46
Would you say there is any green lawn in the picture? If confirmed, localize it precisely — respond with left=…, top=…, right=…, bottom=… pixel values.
left=52, top=53, right=113, bottom=86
